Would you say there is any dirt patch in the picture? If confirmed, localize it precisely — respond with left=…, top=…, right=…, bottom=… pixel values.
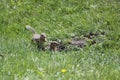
left=36, top=30, right=107, bottom=52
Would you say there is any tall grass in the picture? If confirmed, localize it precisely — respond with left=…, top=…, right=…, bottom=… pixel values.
left=0, top=0, right=120, bottom=80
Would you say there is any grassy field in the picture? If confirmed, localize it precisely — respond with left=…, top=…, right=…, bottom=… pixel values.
left=0, top=0, right=120, bottom=80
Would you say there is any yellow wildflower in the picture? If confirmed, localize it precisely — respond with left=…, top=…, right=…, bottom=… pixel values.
left=61, top=69, right=67, bottom=73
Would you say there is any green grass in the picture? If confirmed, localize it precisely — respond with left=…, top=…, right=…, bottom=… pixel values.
left=0, top=0, right=120, bottom=80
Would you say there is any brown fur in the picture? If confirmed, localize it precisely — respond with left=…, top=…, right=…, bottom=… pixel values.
left=50, top=41, right=59, bottom=51
left=26, top=25, right=47, bottom=50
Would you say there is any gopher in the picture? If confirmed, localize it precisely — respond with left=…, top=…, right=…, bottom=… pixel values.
left=26, top=25, right=47, bottom=50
